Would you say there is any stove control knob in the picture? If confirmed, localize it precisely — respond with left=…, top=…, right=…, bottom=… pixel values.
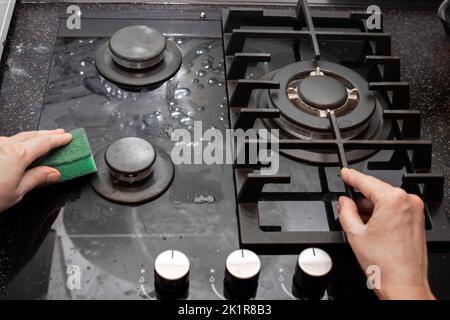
left=292, top=247, right=332, bottom=299
left=224, top=249, right=261, bottom=299
left=154, top=250, right=190, bottom=299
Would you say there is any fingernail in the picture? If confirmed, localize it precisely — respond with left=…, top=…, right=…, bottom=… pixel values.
left=47, top=171, right=60, bottom=182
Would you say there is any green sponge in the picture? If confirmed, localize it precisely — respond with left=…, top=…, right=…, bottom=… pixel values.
left=33, top=128, right=97, bottom=182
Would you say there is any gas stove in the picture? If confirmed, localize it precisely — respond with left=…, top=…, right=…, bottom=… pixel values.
left=2, top=1, right=448, bottom=300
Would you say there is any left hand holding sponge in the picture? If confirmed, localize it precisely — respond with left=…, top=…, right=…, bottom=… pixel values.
left=0, top=128, right=96, bottom=213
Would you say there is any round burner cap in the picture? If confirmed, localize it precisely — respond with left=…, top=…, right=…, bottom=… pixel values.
left=109, top=25, right=167, bottom=69
left=298, top=75, right=348, bottom=110
left=105, top=137, right=156, bottom=182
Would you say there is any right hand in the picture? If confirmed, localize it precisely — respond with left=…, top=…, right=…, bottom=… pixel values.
left=338, top=168, right=435, bottom=300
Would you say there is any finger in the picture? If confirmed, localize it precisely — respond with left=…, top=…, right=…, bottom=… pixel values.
left=341, top=168, right=391, bottom=204
left=9, top=129, right=66, bottom=143
left=408, top=194, right=425, bottom=212
left=356, top=197, right=374, bottom=216
left=338, top=196, right=365, bottom=235
left=17, top=166, right=60, bottom=196
left=20, top=132, right=72, bottom=168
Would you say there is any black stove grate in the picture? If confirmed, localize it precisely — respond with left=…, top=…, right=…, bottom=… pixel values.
left=222, top=0, right=448, bottom=253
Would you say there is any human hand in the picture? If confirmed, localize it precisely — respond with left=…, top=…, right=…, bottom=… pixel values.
left=338, top=168, right=434, bottom=300
left=0, top=129, right=72, bottom=213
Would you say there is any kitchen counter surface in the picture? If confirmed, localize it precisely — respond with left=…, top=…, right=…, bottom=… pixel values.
left=0, top=2, right=449, bottom=298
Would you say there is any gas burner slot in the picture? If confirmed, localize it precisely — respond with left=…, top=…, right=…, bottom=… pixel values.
left=91, top=137, right=174, bottom=204
left=365, top=56, right=400, bottom=82
left=233, top=108, right=280, bottom=131
left=223, top=0, right=448, bottom=251
left=229, top=80, right=279, bottom=108
left=402, top=174, right=445, bottom=203
left=95, top=25, right=182, bottom=88
left=369, top=82, right=410, bottom=109
left=227, top=53, right=271, bottom=80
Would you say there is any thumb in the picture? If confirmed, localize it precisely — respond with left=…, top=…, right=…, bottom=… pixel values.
left=18, top=166, right=60, bottom=196
left=338, top=196, right=365, bottom=235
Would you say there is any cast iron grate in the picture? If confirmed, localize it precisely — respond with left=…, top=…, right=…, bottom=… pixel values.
left=222, top=0, right=448, bottom=253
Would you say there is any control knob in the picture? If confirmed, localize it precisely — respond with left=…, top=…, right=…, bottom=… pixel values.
left=224, top=249, right=261, bottom=299
left=154, top=250, right=190, bottom=299
left=292, top=247, right=332, bottom=299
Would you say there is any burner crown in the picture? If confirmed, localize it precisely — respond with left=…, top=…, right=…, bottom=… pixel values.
left=109, top=25, right=167, bottom=69
left=297, top=75, right=348, bottom=110
left=105, top=137, right=156, bottom=183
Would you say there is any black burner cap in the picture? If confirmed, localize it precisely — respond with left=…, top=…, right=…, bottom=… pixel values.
left=105, top=137, right=156, bottom=183
left=298, top=75, right=348, bottom=110
left=109, top=25, right=167, bottom=69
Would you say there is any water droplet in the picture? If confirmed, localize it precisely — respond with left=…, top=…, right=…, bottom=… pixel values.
left=170, top=110, right=184, bottom=119
left=197, top=84, right=204, bottom=89
left=80, top=60, right=86, bottom=67
left=196, top=48, right=208, bottom=55
left=192, top=78, right=200, bottom=84
left=168, top=99, right=178, bottom=108
left=174, top=88, right=191, bottom=99
left=180, top=117, right=194, bottom=126
left=193, top=195, right=215, bottom=203
left=208, top=78, right=218, bottom=86
left=197, top=70, right=207, bottom=78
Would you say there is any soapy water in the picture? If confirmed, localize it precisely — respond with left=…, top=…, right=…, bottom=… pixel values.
left=164, top=39, right=227, bottom=131
left=45, top=37, right=229, bottom=140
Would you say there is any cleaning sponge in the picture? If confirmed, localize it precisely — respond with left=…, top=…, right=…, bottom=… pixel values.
left=32, top=128, right=97, bottom=182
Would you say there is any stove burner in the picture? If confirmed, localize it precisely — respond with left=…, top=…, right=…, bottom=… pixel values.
left=91, top=137, right=174, bottom=204
left=287, top=67, right=359, bottom=118
left=109, top=26, right=167, bottom=70
left=95, top=25, right=182, bottom=88
left=297, top=75, right=347, bottom=110
left=105, top=137, right=156, bottom=184
left=254, top=60, right=392, bottom=163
